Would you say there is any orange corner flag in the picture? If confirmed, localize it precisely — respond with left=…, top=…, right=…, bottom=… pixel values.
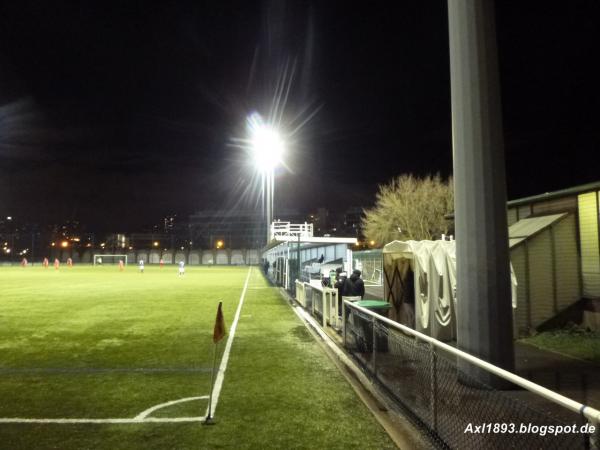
left=213, top=302, right=226, bottom=343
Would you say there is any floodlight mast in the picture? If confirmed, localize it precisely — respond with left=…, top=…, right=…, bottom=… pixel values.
left=247, top=113, right=285, bottom=244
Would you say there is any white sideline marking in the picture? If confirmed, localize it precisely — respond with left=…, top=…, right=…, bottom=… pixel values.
left=0, top=417, right=205, bottom=424
left=135, top=395, right=208, bottom=420
left=0, top=396, right=209, bottom=424
left=206, top=267, right=252, bottom=418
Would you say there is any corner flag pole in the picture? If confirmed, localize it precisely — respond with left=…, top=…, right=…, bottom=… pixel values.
left=205, top=301, right=226, bottom=424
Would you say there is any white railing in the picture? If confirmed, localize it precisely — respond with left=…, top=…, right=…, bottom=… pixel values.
left=270, top=221, right=313, bottom=240
left=295, top=280, right=342, bottom=330
left=345, top=301, right=600, bottom=427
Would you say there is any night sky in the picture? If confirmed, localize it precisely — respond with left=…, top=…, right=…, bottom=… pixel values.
left=1, top=1, right=599, bottom=231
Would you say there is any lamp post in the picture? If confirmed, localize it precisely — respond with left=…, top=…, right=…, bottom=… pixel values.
left=247, top=113, right=285, bottom=245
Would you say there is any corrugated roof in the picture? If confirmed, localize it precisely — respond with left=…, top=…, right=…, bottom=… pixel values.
left=508, top=213, right=568, bottom=248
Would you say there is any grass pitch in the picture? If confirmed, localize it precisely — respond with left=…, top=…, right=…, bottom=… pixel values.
left=521, top=328, right=600, bottom=364
left=0, top=265, right=396, bottom=449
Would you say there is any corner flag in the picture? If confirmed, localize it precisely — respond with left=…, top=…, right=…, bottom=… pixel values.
left=206, top=301, right=226, bottom=424
left=213, top=301, right=226, bottom=343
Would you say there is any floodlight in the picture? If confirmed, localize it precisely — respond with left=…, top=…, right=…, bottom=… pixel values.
left=251, top=126, right=284, bottom=171
left=246, top=113, right=285, bottom=172
left=244, top=112, right=287, bottom=244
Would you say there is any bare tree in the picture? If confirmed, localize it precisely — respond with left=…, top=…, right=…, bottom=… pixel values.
left=362, top=174, right=454, bottom=243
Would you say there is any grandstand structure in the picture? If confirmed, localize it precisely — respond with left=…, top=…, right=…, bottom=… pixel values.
left=262, top=220, right=357, bottom=291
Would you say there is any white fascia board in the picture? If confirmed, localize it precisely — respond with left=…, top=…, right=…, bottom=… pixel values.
left=273, top=236, right=357, bottom=244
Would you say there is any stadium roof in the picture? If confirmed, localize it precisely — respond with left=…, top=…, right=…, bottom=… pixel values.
left=264, top=236, right=357, bottom=251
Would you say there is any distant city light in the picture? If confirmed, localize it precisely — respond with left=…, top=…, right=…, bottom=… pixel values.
left=4, top=248, right=11, bottom=254
left=100, top=243, right=106, bottom=248
left=153, top=241, right=159, bottom=247
left=51, top=242, right=56, bottom=247
left=6, top=216, right=12, bottom=221
left=61, top=241, right=69, bottom=248
left=72, top=237, right=80, bottom=242
left=216, top=240, right=224, bottom=249
left=369, top=240, right=375, bottom=246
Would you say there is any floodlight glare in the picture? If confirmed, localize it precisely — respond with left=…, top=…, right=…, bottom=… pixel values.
left=250, top=126, right=284, bottom=171
left=247, top=113, right=285, bottom=172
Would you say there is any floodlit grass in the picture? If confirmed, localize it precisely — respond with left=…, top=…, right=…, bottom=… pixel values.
left=521, top=328, right=600, bottom=364
left=0, top=265, right=396, bottom=449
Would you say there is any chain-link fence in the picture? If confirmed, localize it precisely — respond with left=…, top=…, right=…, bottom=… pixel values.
left=352, top=249, right=383, bottom=286
left=343, top=301, right=599, bottom=450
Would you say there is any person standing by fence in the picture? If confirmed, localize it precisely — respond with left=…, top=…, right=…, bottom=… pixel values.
left=335, top=271, right=348, bottom=314
left=345, top=269, right=365, bottom=299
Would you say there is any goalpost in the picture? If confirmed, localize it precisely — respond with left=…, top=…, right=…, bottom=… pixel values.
left=93, top=254, right=128, bottom=266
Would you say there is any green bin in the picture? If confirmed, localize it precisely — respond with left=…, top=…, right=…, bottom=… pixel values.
left=355, top=300, right=391, bottom=352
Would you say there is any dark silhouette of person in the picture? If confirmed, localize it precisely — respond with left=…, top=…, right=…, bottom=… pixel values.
left=318, top=254, right=324, bottom=264
left=345, top=269, right=365, bottom=299
left=334, top=271, right=348, bottom=314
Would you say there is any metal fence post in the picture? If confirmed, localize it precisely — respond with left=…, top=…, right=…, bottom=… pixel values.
left=323, top=291, right=328, bottom=328
left=343, top=300, right=347, bottom=348
left=372, top=314, right=377, bottom=376
left=587, top=420, right=599, bottom=450
left=430, top=342, right=438, bottom=432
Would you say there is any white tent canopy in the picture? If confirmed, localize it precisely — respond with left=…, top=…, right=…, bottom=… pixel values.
left=383, top=240, right=517, bottom=342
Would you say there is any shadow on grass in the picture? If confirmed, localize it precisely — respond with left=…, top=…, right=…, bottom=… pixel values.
left=289, top=325, right=313, bottom=343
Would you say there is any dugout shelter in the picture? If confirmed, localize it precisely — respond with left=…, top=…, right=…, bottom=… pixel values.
left=383, top=240, right=518, bottom=341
